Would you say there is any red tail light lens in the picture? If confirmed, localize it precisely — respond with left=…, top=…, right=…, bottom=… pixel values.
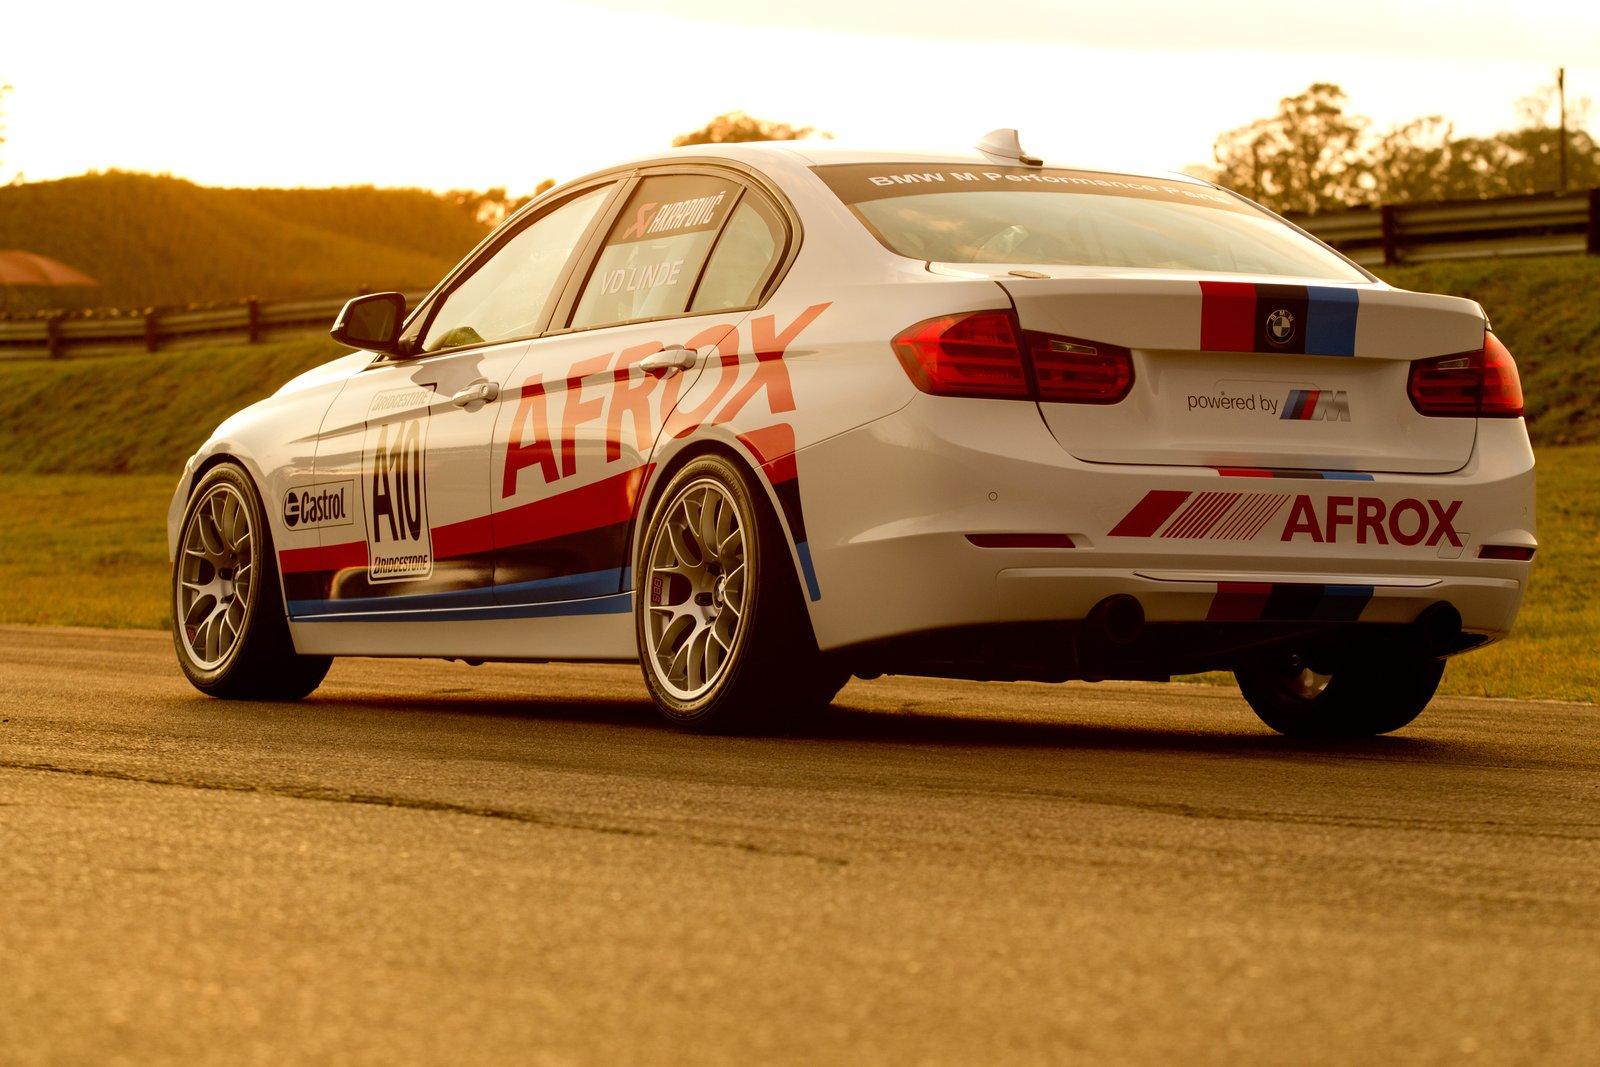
left=1408, top=333, right=1525, bottom=418
left=892, top=311, right=1135, bottom=404
left=1027, top=333, right=1134, bottom=404
left=892, top=311, right=1031, bottom=399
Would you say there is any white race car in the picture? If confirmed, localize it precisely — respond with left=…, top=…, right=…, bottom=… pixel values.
left=169, top=131, right=1535, bottom=735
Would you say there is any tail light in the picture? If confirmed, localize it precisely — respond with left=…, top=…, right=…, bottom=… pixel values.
left=1408, top=333, right=1524, bottom=418
left=892, top=311, right=1134, bottom=404
left=1026, top=332, right=1135, bottom=404
left=892, top=311, right=1030, bottom=399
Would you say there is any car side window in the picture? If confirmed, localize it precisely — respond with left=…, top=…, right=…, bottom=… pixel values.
left=422, top=185, right=610, bottom=353
left=569, top=174, right=741, bottom=331
left=690, top=194, right=784, bottom=313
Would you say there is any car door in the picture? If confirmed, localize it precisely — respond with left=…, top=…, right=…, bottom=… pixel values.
left=488, top=167, right=793, bottom=612
left=285, top=183, right=618, bottom=619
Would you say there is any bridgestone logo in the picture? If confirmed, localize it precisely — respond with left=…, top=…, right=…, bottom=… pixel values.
left=370, top=553, right=432, bottom=578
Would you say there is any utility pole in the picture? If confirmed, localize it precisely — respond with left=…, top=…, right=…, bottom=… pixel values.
left=1557, top=67, right=1568, bottom=194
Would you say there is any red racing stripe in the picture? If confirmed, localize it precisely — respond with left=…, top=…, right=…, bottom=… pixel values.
left=1108, top=490, right=1191, bottom=537
left=431, top=513, right=495, bottom=560
left=1200, top=281, right=1256, bottom=352
left=1207, top=581, right=1273, bottom=621
left=279, top=540, right=367, bottom=575
left=493, top=464, right=653, bottom=551
left=737, top=423, right=798, bottom=484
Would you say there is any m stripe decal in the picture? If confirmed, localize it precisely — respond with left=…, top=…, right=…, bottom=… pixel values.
left=1215, top=467, right=1375, bottom=482
left=1206, top=582, right=1374, bottom=622
left=1305, top=285, right=1359, bottom=356
left=1108, top=490, right=1192, bottom=537
left=1198, top=282, right=1361, bottom=356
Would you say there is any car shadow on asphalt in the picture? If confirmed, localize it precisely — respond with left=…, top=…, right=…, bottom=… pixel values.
left=291, top=689, right=1469, bottom=764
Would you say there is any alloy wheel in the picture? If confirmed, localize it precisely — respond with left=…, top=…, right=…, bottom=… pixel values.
left=177, top=483, right=255, bottom=670
left=644, top=478, right=750, bottom=700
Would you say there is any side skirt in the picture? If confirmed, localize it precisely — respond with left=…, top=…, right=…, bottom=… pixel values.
left=287, top=595, right=638, bottom=661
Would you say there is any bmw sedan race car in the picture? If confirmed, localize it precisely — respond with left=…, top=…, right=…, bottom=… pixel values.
left=168, top=130, right=1536, bottom=736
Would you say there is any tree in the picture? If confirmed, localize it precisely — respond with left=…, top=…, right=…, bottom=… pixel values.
left=673, top=111, right=826, bottom=147
left=444, top=178, right=556, bottom=227
left=1206, top=84, right=1370, bottom=214
left=1368, top=116, right=1456, bottom=204
left=1202, top=77, right=1600, bottom=213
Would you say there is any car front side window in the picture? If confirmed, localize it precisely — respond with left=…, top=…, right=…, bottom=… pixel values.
left=421, top=185, right=611, bottom=353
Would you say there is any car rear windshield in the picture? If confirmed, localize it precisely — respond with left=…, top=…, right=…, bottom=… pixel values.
left=813, top=164, right=1367, bottom=282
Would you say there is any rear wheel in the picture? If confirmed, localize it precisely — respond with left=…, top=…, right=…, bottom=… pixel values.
left=1235, top=650, right=1444, bottom=737
left=172, top=463, right=331, bottom=700
left=635, top=455, right=837, bottom=732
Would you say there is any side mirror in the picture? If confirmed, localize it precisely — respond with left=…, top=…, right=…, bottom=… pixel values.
left=331, top=292, right=407, bottom=354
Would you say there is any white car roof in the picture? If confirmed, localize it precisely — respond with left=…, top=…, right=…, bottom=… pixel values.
left=614, top=140, right=1215, bottom=191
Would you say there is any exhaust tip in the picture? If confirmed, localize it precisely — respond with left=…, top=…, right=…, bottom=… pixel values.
left=1089, top=594, right=1145, bottom=646
left=1415, top=602, right=1463, bottom=655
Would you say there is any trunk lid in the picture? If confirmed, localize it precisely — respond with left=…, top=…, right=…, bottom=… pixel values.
left=938, top=266, right=1485, bottom=474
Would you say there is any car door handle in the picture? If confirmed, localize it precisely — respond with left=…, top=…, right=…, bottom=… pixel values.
left=450, top=380, right=500, bottom=407
left=638, top=345, right=700, bottom=376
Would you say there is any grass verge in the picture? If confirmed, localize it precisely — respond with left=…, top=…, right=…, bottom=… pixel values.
left=0, top=335, right=344, bottom=474
left=1, top=448, right=1594, bottom=703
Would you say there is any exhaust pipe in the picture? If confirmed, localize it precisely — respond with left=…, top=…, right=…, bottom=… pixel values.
left=1088, top=594, right=1145, bottom=646
left=1414, top=602, right=1462, bottom=655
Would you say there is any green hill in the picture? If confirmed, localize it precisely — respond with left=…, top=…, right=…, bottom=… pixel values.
left=1381, top=256, right=1600, bottom=446
left=0, top=254, right=1592, bottom=473
left=0, top=172, right=488, bottom=310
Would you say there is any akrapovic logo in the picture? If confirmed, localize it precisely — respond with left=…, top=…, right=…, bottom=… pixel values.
left=1282, top=389, right=1350, bottom=421
left=283, top=480, right=354, bottom=530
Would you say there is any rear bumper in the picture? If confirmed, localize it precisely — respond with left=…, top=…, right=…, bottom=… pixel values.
left=796, top=394, right=1534, bottom=660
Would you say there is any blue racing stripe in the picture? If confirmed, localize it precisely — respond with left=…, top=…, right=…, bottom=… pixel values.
left=497, top=568, right=626, bottom=605
left=1314, top=584, right=1375, bottom=621
left=292, top=592, right=634, bottom=623
left=1319, top=471, right=1376, bottom=482
left=795, top=540, right=822, bottom=602
left=1305, top=286, right=1359, bottom=357
left=289, top=567, right=626, bottom=618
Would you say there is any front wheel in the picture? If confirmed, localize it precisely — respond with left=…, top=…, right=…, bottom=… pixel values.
left=172, top=463, right=331, bottom=700
left=1234, top=650, right=1445, bottom=737
left=634, top=455, right=838, bottom=732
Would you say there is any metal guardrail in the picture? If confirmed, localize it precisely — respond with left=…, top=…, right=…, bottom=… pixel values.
left=3, top=188, right=1597, bottom=360
left=1286, top=188, right=1600, bottom=268
left=0, top=292, right=427, bottom=361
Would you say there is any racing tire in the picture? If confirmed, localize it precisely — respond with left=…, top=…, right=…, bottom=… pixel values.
left=1234, top=650, right=1445, bottom=738
left=172, top=463, right=331, bottom=701
left=634, top=454, right=835, bottom=733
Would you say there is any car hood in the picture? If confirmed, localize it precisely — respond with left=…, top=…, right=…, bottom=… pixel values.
left=275, top=350, right=375, bottom=398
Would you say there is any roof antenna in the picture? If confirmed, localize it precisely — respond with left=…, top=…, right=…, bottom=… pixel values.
left=975, top=128, right=1042, bottom=167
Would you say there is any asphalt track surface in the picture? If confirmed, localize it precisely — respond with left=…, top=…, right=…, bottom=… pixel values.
left=3, top=626, right=1598, bottom=1065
